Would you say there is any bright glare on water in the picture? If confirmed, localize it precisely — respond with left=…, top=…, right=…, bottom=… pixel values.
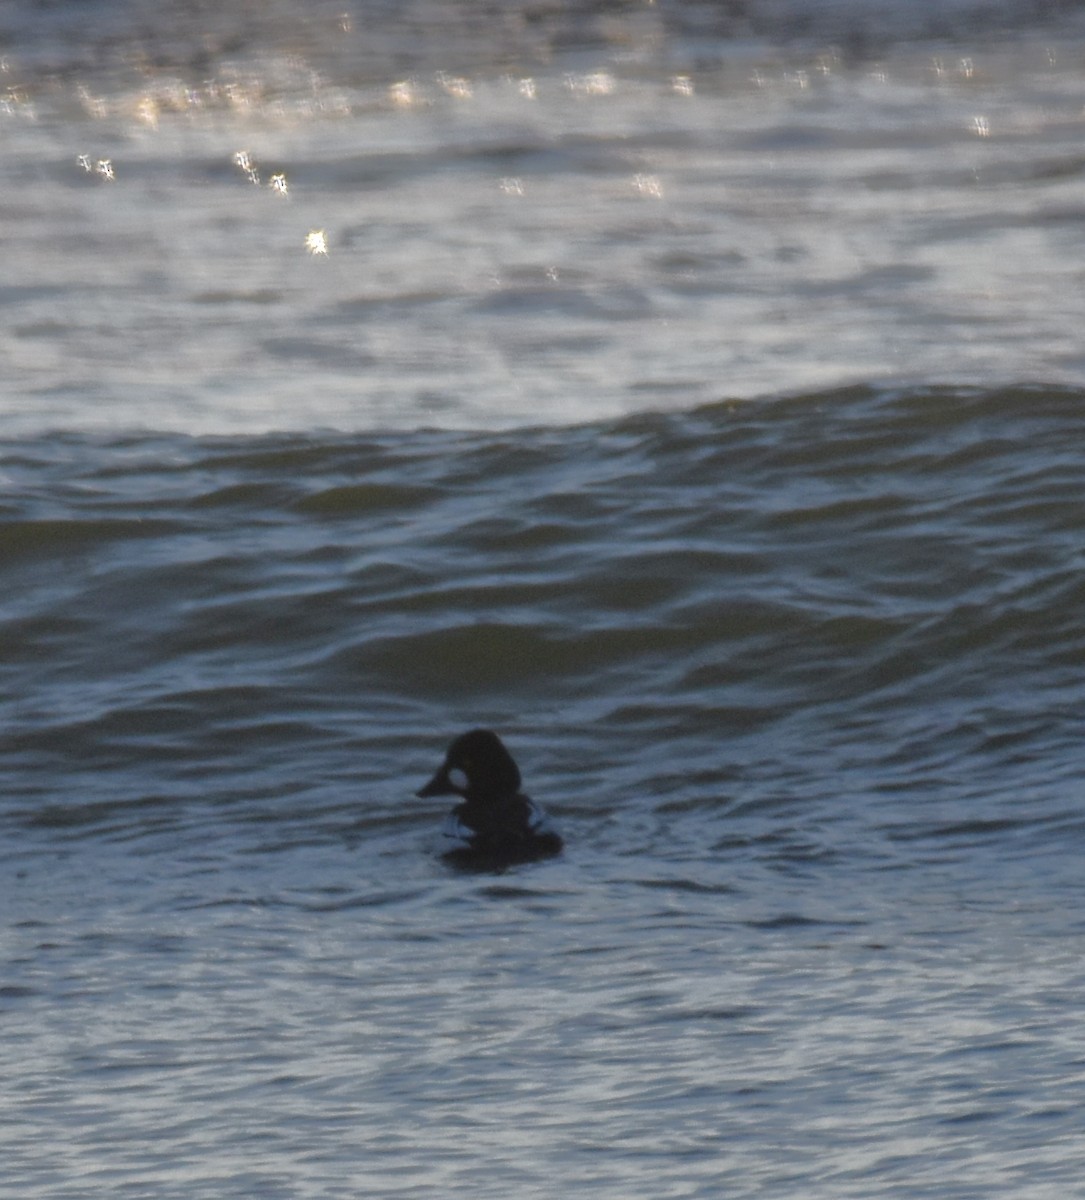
left=4, top=1, right=1085, bottom=434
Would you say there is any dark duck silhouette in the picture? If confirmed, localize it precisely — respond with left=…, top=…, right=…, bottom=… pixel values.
left=417, top=729, right=563, bottom=865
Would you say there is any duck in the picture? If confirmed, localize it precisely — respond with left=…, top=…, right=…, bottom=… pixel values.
left=417, top=729, right=563, bottom=865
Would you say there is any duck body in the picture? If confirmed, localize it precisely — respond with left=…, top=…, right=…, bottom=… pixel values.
left=417, top=729, right=563, bottom=866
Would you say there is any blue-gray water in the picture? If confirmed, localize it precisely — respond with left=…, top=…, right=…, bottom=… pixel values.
left=4, top=2, right=1085, bottom=1196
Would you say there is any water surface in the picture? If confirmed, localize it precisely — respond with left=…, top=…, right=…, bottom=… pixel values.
left=3, top=2, right=1085, bottom=1196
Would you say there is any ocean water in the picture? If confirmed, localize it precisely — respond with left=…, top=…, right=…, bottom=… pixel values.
left=4, top=2, right=1085, bottom=1196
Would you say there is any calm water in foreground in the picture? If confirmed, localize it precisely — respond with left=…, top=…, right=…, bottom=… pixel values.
left=3, top=2, right=1085, bottom=1195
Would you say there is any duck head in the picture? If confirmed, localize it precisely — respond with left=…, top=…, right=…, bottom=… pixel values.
left=417, top=729, right=522, bottom=803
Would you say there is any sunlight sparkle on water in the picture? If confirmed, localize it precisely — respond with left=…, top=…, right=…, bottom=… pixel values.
left=136, top=96, right=158, bottom=128
left=233, top=150, right=260, bottom=185
left=632, top=173, right=663, bottom=198
left=305, top=229, right=329, bottom=256
left=566, top=70, right=615, bottom=96
left=387, top=81, right=417, bottom=108
left=76, top=154, right=115, bottom=181
left=439, top=74, right=473, bottom=100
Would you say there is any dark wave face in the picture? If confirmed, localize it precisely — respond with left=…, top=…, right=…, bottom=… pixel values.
left=4, top=383, right=1082, bottom=859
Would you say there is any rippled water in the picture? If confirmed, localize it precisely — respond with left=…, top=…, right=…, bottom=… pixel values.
left=5, top=385, right=1085, bottom=1195
left=4, top=1, right=1085, bottom=1195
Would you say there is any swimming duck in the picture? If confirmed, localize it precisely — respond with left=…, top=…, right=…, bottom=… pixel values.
left=417, top=729, right=563, bottom=864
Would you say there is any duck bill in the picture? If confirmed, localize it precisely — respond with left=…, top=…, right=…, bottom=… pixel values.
left=417, top=769, right=454, bottom=798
